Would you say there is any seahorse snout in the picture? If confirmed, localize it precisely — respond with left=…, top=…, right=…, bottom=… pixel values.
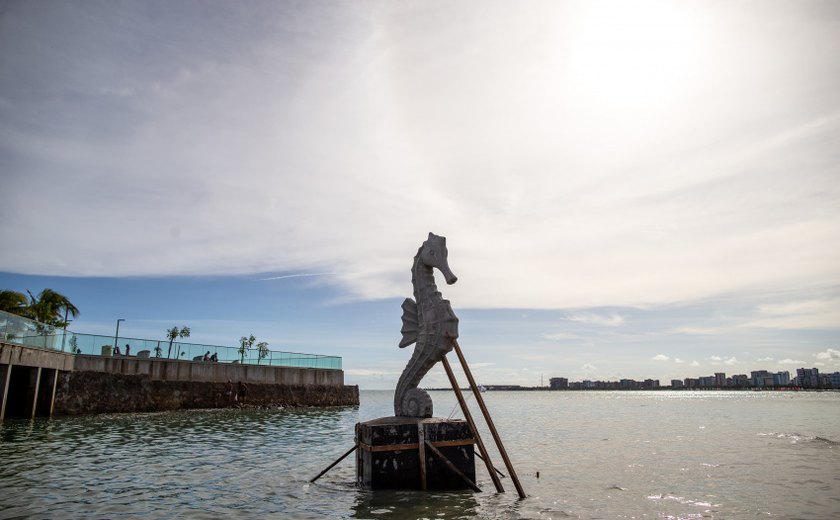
left=442, top=268, right=457, bottom=285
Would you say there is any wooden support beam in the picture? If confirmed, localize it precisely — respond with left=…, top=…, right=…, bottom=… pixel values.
left=48, top=369, right=59, bottom=417
left=310, top=445, right=357, bottom=483
left=441, top=355, right=505, bottom=493
left=425, top=440, right=482, bottom=493
left=0, top=364, right=11, bottom=421
left=30, top=367, right=42, bottom=420
left=476, top=452, right=507, bottom=479
left=453, top=340, right=526, bottom=499
left=418, top=420, right=428, bottom=491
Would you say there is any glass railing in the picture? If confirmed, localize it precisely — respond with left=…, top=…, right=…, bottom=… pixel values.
left=0, top=310, right=342, bottom=370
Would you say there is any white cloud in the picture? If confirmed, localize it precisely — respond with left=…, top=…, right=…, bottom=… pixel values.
left=566, top=313, right=625, bottom=327
left=582, top=363, right=598, bottom=372
left=666, top=326, right=729, bottom=335
left=724, top=356, right=738, bottom=365
left=747, top=297, right=840, bottom=330
left=674, top=358, right=685, bottom=364
left=1, top=0, right=839, bottom=330
left=778, top=359, right=806, bottom=365
left=542, top=332, right=580, bottom=341
left=690, top=361, right=700, bottom=367
left=652, top=354, right=670, bottom=361
left=758, top=357, right=775, bottom=362
left=816, top=348, right=840, bottom=360
left=259, top=273, right=336, bottom=281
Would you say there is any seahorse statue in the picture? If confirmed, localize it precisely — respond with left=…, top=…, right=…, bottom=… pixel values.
left=394, top=232, right=459, bottom=417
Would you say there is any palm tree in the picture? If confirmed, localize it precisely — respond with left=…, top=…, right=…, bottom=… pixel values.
left=166, top=326, right=191, bottom=358
left=0, top=290, right=29, bottom=315
left=26, top=289, right=80, bottom=328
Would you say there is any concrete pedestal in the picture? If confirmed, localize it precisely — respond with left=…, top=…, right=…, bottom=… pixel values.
left=356, top=416, right=476, bottom=491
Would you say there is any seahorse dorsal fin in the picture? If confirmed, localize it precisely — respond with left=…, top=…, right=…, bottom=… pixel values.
left=399, top=298, right=419, bottom=348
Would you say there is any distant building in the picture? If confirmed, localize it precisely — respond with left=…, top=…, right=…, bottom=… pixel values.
left=671, top=379, right=684, bottom=388
left=751, top=370, right=772, bottom=387
left=684, top=378, right=699, bottom=389
left=731, top=374, right=750, bottom=388
left=772, top=371, right=791, bottom=386
left=699, top=376, right=716, bottom=387
left=643, top=379, right=659, bottom=389
left=715, top=372, right=727, bottom=387
left=796, top=368, right=820, bottom=388
left=827, top=372, right=840, bottom=388
left=620, top=379, right=639, bottom=389
left=549, top=377, right=568, bottom=390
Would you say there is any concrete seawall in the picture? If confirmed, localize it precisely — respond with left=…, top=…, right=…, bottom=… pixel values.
left=73, top=354, right=346, bottom=387
left=1, top=342, right=358, bottom=418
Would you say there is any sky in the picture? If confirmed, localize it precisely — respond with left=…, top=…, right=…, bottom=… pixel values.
left=1, top=0, right=838, bottom=389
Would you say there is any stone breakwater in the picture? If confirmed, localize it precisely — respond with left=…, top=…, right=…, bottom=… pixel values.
left=55, top=371, right=359, bottom=415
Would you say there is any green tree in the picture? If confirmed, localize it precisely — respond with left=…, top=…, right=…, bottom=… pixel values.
left=239, top=334, right=255, bottom=363
left=0, top=288, right=79, bottom=330
left=0, top=290, right=29, bottom=315
left=256, top=341, right=269, bottom=365
left=26, top=289, right=80, bottom=329
left=166, top=326, right=191, bottom=358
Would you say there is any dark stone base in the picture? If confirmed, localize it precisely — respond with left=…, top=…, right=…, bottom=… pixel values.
left=356, top=416, right=476, bottom=491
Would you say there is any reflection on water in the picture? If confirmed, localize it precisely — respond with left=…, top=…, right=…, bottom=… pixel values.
left=1, top=391, right=839, bottom=519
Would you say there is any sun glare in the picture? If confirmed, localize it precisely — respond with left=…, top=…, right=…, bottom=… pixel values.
left=566, top=0, right=711, bottom=111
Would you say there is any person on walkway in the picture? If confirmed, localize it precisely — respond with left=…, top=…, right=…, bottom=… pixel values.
left=113, top=345, right=121, bottom=355
left=125, top=344, right=131, bottom=356
left=203, top=351, right=210, bottom=362
left=237, top=381, right=248, bottom=405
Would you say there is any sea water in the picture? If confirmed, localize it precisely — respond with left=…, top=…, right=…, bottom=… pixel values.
left=1, top=390, right=838, bottom=519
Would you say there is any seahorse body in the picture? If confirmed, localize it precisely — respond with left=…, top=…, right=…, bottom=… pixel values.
left=394, top=233, right=459, bottom=418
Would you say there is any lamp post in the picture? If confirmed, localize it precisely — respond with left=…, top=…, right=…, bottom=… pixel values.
left=114, top=319, right=125, bottom=353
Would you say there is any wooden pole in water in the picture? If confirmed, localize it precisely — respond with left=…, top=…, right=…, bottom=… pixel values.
left=441, top=355, right=505, bottom=493
left=30, top=367, right=42, bottom=420
left=0, top=363, right=11, bottom=421
left=475, top=452, right=507, bottom=479
left=452, top=339, right=527, bottom=499
left=309, top=445, right=357, bottom=483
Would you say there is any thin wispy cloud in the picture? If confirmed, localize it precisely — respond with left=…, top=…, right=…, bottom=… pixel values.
left=259, top=273, right=336, bottom=281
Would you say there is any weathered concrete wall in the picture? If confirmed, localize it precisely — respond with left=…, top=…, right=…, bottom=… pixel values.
left=73, top=355, right=345, bottom=386
left=54, top=371, right=359, bottom=415
left=0, top=342, right=75, bottom=371
left=2, top=342, right=355, bottom=417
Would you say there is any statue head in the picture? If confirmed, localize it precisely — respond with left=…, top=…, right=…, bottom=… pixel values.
left=420, top=232, right=457, bottom=285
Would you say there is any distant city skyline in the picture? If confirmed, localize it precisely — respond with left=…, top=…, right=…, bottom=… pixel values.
left=1, top=1, right=838, bottom=389
left=548, top=366, right=839, bottom=390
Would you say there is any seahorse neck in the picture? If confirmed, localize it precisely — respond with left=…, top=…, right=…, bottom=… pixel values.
left=412, top=257, right=439, bottom=309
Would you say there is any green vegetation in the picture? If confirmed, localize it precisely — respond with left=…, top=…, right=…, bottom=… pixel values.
left=0, top=288, right=80, bottom=333
left=238, top=334, right=255, bottom=363
left=257, top=341, right=269, bottom=364
left=166, top=326, right=191, bottom=358
left=238, top=334, right=270, bottom=364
